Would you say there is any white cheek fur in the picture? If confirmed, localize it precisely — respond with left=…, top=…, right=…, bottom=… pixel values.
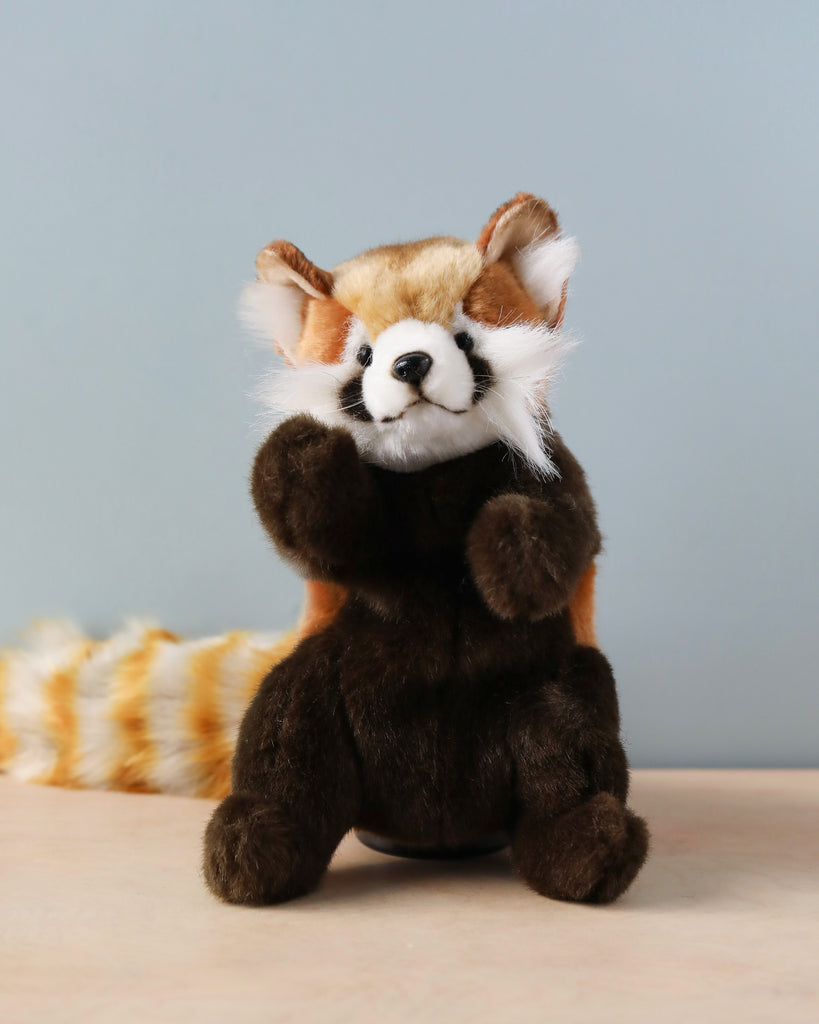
left=260, top=312, right=575, bottom=477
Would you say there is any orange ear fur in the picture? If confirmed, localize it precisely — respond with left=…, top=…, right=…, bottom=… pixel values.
left=462, top=261, right=542, bottom=328
left=477, top=193, right=573, bottom=328
left=240, top=241, right=336, bottom=364
left=299, top=295, right=351, bottom=364
left=256, top=241, right=333, bottom=298
left=477, top=192, right=559, bottom=259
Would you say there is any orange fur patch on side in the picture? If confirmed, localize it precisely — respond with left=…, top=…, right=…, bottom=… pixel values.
left=569, top=562, right=598, bottom=648
left=299, top=296, right=351, bottom=363
left=332, top=237, right=483, bottom=338
left=298, top=581, right=348, bottom=638
left=463, top=261, right=543, bottom=328
left=108, top=629, right=176, bottom=793
left=0, top=655, right=17, bottom=768
left=38, top=641, right=94, bottom=787
left=187, top=631, right=247, bottom=799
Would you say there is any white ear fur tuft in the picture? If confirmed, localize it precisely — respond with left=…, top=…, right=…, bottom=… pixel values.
left=513, top=235, right=579, bottom=311
left=238, top=280, right=305, bottom=361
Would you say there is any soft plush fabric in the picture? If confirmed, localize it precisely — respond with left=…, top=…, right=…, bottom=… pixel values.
left=203, top=192, right=648, bottom=907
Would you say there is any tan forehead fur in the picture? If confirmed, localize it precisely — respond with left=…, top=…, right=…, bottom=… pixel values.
left=332, top=237, right=483, bottom=338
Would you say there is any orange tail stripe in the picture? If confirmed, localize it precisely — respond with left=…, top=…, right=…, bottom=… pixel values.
left=39, top=641, right=94, bottom=787
left=186, top=631, right=247, bottom=800
left=108, top=630, right=174, bottom=793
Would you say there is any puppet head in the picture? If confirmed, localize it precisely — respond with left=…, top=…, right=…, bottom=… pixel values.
left=241, top=193, right=578, bottom=476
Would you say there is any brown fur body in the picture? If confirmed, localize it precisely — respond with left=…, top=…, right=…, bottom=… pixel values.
left=204, top=418, right=648, bottom=905
left=204, top=194, right=648, bottom=905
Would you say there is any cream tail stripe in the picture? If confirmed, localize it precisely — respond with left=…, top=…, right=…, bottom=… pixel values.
left=0, top=622, right=90, bottom=785
left=0, top=621, right=294, bottom=797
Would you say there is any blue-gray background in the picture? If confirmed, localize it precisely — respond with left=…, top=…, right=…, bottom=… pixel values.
left=2, top=1, right=816, bottom=767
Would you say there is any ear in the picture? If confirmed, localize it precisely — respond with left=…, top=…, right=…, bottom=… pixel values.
left=477, top=193, right=579, bottom=327
left=239, top=240, right=334, bottom=362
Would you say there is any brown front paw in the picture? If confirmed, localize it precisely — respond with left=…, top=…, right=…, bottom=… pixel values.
left=467, top=494, right=576, bottom=620
left=252, top=415, right=359, bottom=527
left=252, top=415, right=372, bottom=568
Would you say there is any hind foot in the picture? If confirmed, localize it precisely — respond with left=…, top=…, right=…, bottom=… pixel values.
left=513, top=793, right=649, bottom=904
left=203, top=794, right=331, bottom=905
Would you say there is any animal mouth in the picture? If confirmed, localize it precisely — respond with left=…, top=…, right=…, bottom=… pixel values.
left=379, top=394, right=470, bottom=424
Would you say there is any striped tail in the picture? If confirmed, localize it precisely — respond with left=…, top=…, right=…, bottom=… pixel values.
left=0, top=620, right=298, bottom=798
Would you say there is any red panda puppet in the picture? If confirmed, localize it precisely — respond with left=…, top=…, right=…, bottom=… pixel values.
left=203, top=193, right=649, bottom=905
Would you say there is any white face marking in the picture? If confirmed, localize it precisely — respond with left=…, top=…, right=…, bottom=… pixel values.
left=261, top=305, right=575, bottom=477
left=360, top=320, right=475, bottom=423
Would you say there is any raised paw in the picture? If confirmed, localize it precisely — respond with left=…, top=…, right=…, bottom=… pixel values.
left=251, top=414, right=377, bottom=570
left=513, top=793, right=649, bottom=904
left=203, top=793, right=325, bottom=905
left=467, top=494, right=579, bottom=621
left=252, top=415, right=359, bottom=531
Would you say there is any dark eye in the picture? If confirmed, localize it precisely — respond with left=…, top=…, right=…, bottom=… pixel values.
left=454, top=331, right=474, bottom=353
left=357, top=344, right=373, bottom=367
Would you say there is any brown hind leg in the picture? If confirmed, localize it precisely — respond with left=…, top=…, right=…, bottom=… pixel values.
left=509, top=646, right=649, bottom=903
left=203, top=635, right=360, bottom=904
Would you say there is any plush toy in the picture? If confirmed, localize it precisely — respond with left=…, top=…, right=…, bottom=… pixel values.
left=203, top=193, right=649, bottom=905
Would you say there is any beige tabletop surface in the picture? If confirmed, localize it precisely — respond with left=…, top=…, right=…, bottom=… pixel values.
left=1, top=770, right=817, bottom=1023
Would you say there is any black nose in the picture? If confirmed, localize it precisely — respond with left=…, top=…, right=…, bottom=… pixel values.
left=392, top=352, right=432, bottom=386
